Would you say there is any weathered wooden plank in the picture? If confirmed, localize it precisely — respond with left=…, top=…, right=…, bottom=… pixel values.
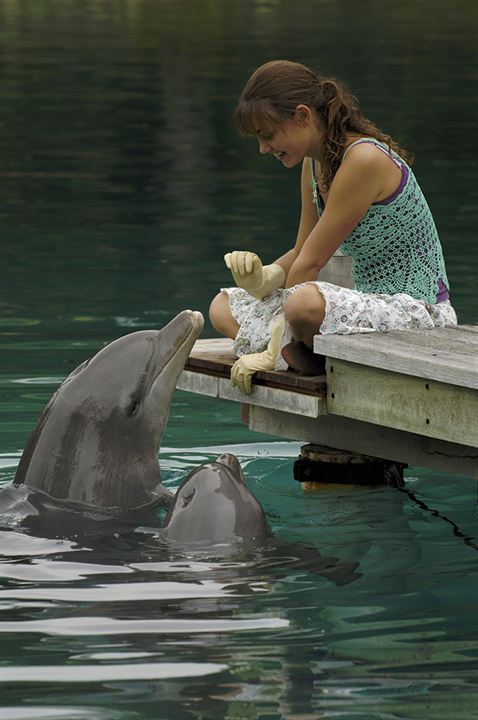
left=315, top=326, right=478, bottom=360
left=338, top=324, right=477, bottom=349
left=187, top=337, right=235, bottom=355
left=248, top=406, right=478, bottom=479
left=177, top=368, right=326, bottom=417
left=184, top=338, right=326, bottom=396
left=314, top=326, right=478, bottom=389
left=325, top=359, right=478, bottom=446
left=177, top=370, right=219, bottom=398
left=217, top=378, right=325, bottom=418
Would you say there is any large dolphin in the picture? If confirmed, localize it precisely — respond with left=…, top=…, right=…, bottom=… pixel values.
left=161, top=453, right=271, bottom=544
left=7, top=309, right=204, bottom=517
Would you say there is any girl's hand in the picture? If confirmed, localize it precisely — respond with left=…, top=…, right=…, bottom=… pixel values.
left=230, top=314, right=284, bottom=393
left=224, top=251, right=263, bottom=292
left=224, top=251, right=285, bottom=299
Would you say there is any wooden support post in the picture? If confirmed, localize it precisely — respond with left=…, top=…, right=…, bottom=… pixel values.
left=293, top=443, right=406, bottom=489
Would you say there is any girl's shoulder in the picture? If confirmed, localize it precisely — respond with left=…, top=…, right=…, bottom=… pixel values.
left=343, top=137, right=386, bottom=159
left=338, top=138, right=408, bottom=205
left=342, top=137, right=405, bottom=167
left=340, top=138, right=404, bottom=181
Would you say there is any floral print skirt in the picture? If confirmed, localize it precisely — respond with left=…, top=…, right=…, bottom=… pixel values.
left=221, top=281, right=458, bottom=371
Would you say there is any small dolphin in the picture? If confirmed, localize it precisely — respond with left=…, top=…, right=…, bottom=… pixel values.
left=7, top=309, right=204, bottom=517
left=157, top=453, right=360, bottom=585
left=161, top=453, right=271, bottom=544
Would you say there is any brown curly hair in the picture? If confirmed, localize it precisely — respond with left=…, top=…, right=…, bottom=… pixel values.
left=235, top=60, right=413, bottom=191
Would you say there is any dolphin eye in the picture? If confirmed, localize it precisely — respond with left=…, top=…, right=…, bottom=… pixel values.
left=127, top=399, right=141, bottom=418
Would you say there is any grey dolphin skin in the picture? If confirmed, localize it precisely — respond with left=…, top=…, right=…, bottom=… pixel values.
left=161, top=453, right=271, bottom=544
left=11, top=309, right=204, bottom=514
left=160, top=453, right=361, bottom=586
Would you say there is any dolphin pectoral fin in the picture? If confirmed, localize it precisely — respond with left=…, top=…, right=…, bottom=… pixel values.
left=318, top=560, right=362, bottom=587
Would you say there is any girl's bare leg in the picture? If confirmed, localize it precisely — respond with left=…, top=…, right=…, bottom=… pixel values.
left=209, top=291, right=240, bottom=339
left=283, top=284, right=326, bottom=348
left=281, top=285, right=326, bottom=374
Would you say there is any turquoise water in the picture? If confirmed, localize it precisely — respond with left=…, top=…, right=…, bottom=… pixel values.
left=0, top=1, right=477, bottom=718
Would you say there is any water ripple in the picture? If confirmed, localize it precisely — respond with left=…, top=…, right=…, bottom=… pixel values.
left=0, top=580, right=238, bottom=602
left=0, top=559, right=132, bottom=582
left=0, top=615, right=289, bottom=636
left=0, top=708, right=123, bottom=720
left=0, top=662, right=228, bottom=683
left=0, top=530, right=83, bottom=556
left=10, top=377, right=64, bottom=385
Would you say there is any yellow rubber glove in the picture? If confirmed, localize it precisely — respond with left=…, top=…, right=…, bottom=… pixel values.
left=224, top=251, right=285, bottom=300
left=231, top=314, right=285, bottom=394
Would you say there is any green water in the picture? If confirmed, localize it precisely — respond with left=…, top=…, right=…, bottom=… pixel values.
left=0, top=1, right=477, bottom=718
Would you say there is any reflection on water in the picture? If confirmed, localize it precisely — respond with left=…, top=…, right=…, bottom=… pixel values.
left=1, top=0, right=476, bottom=327
left=0, top=444, right=477, bottom=718
left=0, top=0, right=477, bottom=718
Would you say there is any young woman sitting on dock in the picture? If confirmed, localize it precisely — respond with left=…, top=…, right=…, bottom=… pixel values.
left=209, top=60, right=457, bottom=394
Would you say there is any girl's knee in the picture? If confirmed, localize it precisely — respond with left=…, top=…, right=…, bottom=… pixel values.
left=208, top=292, right=227, bottom=327
left=209, top=292, right=239, bottom=338
left=283, top=292, right=301, bottom=324
left=209, top=291, right=225, bottom=317
left=284, top=285, right=325, bottom=325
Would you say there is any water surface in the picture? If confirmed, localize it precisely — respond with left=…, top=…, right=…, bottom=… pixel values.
left=0, top=1, right=477, bottom=718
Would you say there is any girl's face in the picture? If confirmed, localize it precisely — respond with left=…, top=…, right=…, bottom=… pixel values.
left=255, top=107, right=322, bottom=166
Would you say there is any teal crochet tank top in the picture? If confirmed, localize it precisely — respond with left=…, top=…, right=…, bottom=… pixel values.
left=311, top=139, right=450, bottom=304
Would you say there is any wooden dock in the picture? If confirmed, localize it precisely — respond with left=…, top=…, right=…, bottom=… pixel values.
left=177, top=325, right=478, bottom=479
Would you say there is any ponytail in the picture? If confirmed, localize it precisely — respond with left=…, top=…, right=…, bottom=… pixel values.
left=317, top=78, right=361, bottom=189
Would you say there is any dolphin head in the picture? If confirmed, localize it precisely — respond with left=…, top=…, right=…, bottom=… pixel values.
left=161, top=453, right=271, bottom=545
left=14, top=310, right=204, bottom=512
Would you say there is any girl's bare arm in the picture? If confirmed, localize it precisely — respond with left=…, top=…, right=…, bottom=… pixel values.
left=286, top=144, right=391, bottom=288
left=273, top=158, right=318, bottom=280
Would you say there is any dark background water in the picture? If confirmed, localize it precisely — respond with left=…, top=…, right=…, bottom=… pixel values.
left=0, top=1, right=477, bottom=719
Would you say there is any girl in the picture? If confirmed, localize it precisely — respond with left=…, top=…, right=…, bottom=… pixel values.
left=209, top=60, right=457, bottom=394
